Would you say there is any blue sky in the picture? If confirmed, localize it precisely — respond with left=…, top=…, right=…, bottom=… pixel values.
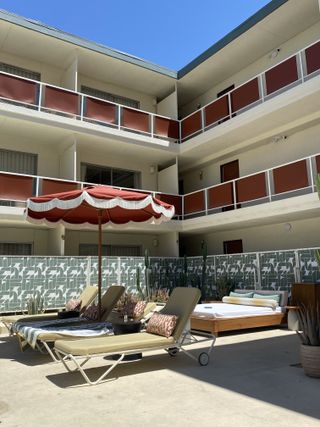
left=0, top=0, right=271, bottom=70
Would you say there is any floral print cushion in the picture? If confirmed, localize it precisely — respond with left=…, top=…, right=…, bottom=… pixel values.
left=146, top=312, right=178, bottom=338
left=82, top=303, right=99, bottom=320
left=65, top=298, right=81, bottom=312
left=133, top=301, right=147, bottom=318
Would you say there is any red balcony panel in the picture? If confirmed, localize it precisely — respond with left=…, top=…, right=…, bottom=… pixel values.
left=85, top=97, right=117, bottom=124
left=181, top=111, right=202, bottom=139
left=273, top=160, right=309, bottom=194
left=0, top=74, right=37, bottom=104
left=205, top=96, right=229, bottom=127
left=0, top=173, right=33, bottom=200
left=44, top=86, right=79, bottom=115
left=154, top=117, right=179, bottom=139
left=265, top=56, right=298, bottom=95
left=231, top=78, right=260, bottom=113
left=236, top=173, right=267, bottom=203
left=41, top=179, right=78, bottom=195
left=316, top=155, right=320, bottom=174
left=156, top=193, right=182, bottom=216
left=305, top=41, right=320, bottom=75
left=208, top=183, right=233, bottom=209
left=184, top=191, right=205, bottom=214
left=122, top=108, right=149, bottom=133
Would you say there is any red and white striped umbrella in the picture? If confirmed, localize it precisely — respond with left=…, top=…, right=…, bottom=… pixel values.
left=25, top=185, right=175, bottom=318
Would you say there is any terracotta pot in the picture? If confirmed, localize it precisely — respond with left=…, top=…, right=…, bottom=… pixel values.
left=300, top=344, right=320, bottom=378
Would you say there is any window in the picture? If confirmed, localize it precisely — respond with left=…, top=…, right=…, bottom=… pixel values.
left=0, top=149, right=37, bottom=174
left=223, top=240, right=243, bottom=254
left=81, top=85, right=140, bottom=109
left=79, top=244, right=141, bottom=257
left=0, top=243, right=32, bottom=255
left=81, top=163, right=139, bottom=189
left=0, top=63, right=41, bottom=81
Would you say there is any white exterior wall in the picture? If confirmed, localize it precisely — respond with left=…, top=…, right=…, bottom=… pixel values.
left=76, top=146, right=158, bottom=191
left=181, top=122, right=320, bottom=193
left=61, top=56, right=78, bottom=91
left=59, top=138, right=77, bottom=181
left=78, top=75, right=157, bottom=113
left=0, top=133, right=60, bottom=178
left=157, top=90, right=178, bottom=119
left=182, top=216, right=320, bottom=256
left=158, top=163, right=179, bottom=194
left=0, top=226, right=49, bottom=254
left=180, top=22, right=320, bottom=117
left=0, top=51, right=65, bottom=87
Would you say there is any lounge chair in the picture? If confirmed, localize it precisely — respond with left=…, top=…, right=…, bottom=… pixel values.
left=54, top=287, right=216, bottom=386
left=1, top=285, right=99, bottom=333
left=14, top=285, right=125, bottom=361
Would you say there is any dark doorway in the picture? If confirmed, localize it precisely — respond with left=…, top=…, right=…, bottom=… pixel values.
left=179, top=179, right=184, bottom=195
left=223, top=239, right=243, bottom=254
left=220, top=159, right=239, bottom=210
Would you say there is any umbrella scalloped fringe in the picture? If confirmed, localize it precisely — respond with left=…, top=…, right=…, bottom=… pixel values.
left=25, top=214, right=173, bottom=230
left=26, top=193, right=174, bottom=219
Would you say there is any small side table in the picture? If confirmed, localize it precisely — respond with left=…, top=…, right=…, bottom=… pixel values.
left=112, top=319, right=142, bottom=361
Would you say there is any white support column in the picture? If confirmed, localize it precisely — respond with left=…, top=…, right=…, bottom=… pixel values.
left=294, top=250, right=301, bottom=283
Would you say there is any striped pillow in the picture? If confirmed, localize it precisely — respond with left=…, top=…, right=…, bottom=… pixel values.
left=253, top=293, right=280, bottom=304
left=229, top=291, right=253, bottom=298
left=222, top=296, right=278, bottom=309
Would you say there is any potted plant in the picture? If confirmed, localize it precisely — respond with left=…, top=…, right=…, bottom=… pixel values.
left=296, top=304, right=320, bottom=378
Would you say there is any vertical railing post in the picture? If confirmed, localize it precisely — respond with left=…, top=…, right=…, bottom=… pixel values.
left=80, top=95, right=85, bottom=121
left=308, top=156, right=314, bottom=191
left=298, top=51, right=305, bottom=83
left=266, top=170, right=272, bottom=202
left=258, top=73, right=265, bottom=103
left=35, top=177, right=40, bottom=196
left=255, top=252, right=262, bottom=290
left=204, top=189, right=208, bottom=215
left=118, top=105, right=121, bottom=130
left=179, top=120, right=182, bottom=144
left=201, top=108, right=205, bottom=133
left=38, top=83, right=43, bottom=112
left=294, top=250, right=301, bottom=283
left=232, top=180, right=237, bottom=209
left=182, top=194, right=185, bottom=220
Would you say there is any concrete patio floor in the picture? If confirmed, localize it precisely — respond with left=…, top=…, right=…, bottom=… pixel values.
left=0, top=328, right=319, bottom=427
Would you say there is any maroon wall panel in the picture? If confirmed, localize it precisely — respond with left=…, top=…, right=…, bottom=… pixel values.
left=231, top=78, right=260, bottom=113
left=44, top=86, right=79, bottom=114
left=208, top=183, right=233, bottom=209
left=273, top=160, right=309, bottom=194
left=85, top=97, right=117, bottom=124
left=181, top=111, right=202, bottom=139
left=154, top=117, right=179, bottom=139
left=316, top=155, right=320, bottom=174
left=184, top=191, right=205, bottom=214
left=305, top=41, right=320, bottom=75
left=122, top=108, right=149, bottom=133
left=156, top=194, right=182, bottom=216
left=265, top=56, right=298, bottom=95
left=0, top=174, right=34, bottom=200
left=236, top=173, right=267, bottom=203
left=205, top=96, right=229, bottom=127
left=41, top=179, right=78, bottom=195
left=0, top=74, right=37, bottom=104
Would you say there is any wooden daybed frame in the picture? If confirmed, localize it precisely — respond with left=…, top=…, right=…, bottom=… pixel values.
left=190, top=289, right=288, bottom=335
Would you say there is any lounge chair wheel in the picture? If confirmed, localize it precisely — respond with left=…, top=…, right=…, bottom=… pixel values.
left=198, top=352, right=209, bottom=366
left=168, top=347, right=179, bottom=357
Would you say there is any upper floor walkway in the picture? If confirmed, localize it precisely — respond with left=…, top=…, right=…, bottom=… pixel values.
left=0, top=38, right=319, bottom=147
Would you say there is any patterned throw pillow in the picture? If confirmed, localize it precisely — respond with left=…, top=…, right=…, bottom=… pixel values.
left=65, top=298, right=81, bottom=312
left=133, top=301, right=147, bottom=319
left=146, top=312, right=178, bottom=338
left=82, top=304, right=99, bottom=321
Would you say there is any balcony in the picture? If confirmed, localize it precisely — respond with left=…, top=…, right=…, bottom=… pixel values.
left=0, top=40, right=319, bottom=146
left=0, top=73, right=180, bottom=143
left=0, top=153, right=319, bottom=223
left=180, top=39, right=320, bottom=142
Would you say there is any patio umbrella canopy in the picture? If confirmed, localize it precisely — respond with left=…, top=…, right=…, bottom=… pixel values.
left=25, top=185, right=175, bottom=319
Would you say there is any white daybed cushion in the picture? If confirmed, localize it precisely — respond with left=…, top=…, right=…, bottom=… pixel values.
left=192, top=302, right=282, bottom=319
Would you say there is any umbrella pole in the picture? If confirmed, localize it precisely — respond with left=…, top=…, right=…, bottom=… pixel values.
left=98, top=209, right=102, bottom=321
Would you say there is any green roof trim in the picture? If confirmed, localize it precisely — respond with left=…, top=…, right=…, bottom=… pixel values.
left=178, top=0, right=289, bottom=78
left=0, top=0, right=289, bottom=80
